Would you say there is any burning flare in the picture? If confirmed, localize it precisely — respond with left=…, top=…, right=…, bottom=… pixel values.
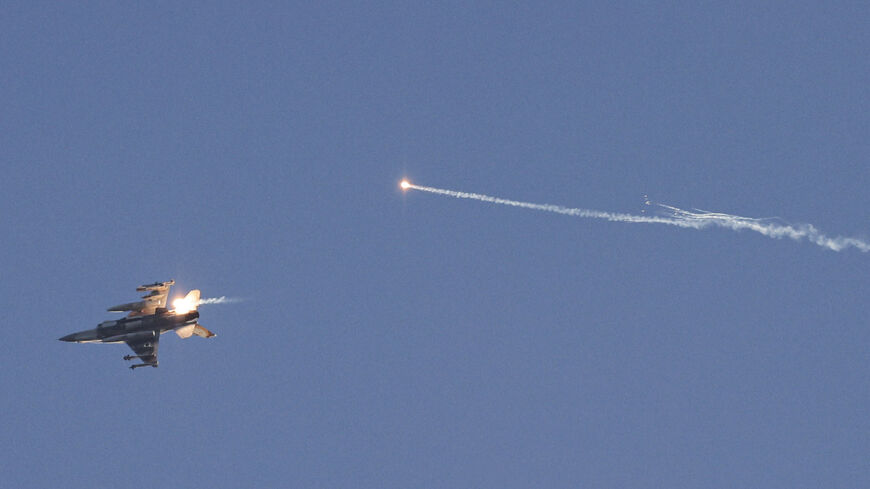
left=172, top=289, right=201, bottom=314
left=173, top=293, right=239, bottom=313
left=172, top=297, right=196, bottom=314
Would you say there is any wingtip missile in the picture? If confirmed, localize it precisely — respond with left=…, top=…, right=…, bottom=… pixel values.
left=136, top=280, right=175, bottom=292
left=129, top=363, right=158, bottom=370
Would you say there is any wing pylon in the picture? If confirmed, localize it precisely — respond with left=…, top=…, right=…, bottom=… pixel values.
left=123, top=330, right=160, bottom=369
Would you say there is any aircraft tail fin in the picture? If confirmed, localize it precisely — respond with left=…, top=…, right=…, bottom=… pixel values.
left=185, top=290, right=201, bottom=310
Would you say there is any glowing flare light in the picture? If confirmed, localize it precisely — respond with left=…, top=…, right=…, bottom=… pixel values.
left=172, top=297, right=197, bottom=314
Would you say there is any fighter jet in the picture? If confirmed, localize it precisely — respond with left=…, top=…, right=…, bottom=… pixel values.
left=59, top=280, right=216, bottom=369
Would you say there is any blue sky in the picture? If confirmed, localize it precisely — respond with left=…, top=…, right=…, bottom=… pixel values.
left=2, top=2, right=868, bottom=487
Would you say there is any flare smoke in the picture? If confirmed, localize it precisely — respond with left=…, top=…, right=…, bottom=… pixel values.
left=403, top=182, right=870, bottom=253
left=197, top=296, right=240, bottom=305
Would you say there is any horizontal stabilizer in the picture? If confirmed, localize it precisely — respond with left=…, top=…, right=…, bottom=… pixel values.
left=174, top=323, right=215, bottom=339
left=174, top=324, right=196, bottom=338
left=193, top=324, right=215, bottom=338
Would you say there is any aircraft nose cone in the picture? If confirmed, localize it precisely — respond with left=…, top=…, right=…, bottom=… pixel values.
left=59, top=333, right=76, bottom=342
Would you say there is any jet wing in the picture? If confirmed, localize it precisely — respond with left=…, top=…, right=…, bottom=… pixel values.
left=125, top=331, right=159, bottom=368
left=107, top=280, right=175, bottom=317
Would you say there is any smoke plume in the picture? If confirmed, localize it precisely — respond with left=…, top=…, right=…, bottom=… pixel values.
left=405, top=183, right=869, bottom=253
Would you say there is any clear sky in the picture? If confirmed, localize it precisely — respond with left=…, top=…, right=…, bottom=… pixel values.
left=2, top=2, right=868, bottom=488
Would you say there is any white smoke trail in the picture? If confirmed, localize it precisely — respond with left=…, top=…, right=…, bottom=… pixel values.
left=405, top=183, right=870, bottom=253
left=197, top=296, right=242, bottom=305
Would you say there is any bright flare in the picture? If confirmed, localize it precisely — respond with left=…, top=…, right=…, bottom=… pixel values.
left=400, top=180, right=411, bottom=190
left=172, top=297, right=196, bottom=314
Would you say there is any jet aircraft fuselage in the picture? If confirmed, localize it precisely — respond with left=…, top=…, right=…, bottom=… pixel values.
left=60, top=310, right=199, bottom=344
